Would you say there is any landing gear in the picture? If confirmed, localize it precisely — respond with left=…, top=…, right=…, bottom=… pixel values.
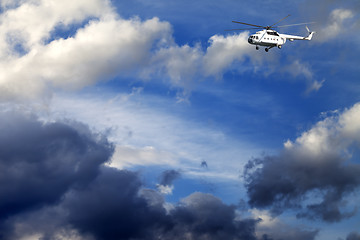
left=256, top=46, right=259, bottom=50
left=278, top=45, right=282, bottom=49
left=265, top=46, right=274, bottom=52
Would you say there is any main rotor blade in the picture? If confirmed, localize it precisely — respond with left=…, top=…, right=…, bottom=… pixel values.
left=275, top=22, right=316, bottom=28
left=258, top=30, right=267, bottom=42
left=232, top=21, right=265, bottom=28
left=269, top=14, right=291, bottom=28
left=225, top=27, right=263, bottom=31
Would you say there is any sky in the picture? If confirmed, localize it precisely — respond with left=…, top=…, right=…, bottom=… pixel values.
left=0, top=0, right=359, bottom=239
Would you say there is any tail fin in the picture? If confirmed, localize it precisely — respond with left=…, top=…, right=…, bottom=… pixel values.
left=305, top=26, right=315, bottom=40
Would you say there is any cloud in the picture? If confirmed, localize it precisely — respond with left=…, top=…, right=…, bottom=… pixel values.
left=202, top=33, right=255, bottom=77
left=164, top=192, right=258, bottom=240
left=0, top=14, right=173, bottom=100
left=315, top=8, right=355, bottom=42
left=48, top=91, right=259, bottom=181
left=0, top=110, right=319, bottom=240
left=0, top=0, right=113, bottom=54
left=141, top=31, right=261, bottom=96
left=63, top=180, right=260, bottom=240
left=109, top=145, right=177, bottom=169
left=62, top=167, right=171, bottom=240
left=0, top=0, right=328, bottom=104
left=0, top=0, right=175, bottom=100
left=0, top=0, right=316, bottom=102
left=243, top=102, right=360, bottom=222
left=300, top=0, right=359, bottom=42
left=0, top=0, right=23, bottom=9
left=146, top=44, right=203, bottom=90
left=251, top=209, right=318, bottom=240
left=157, top=169, right=181, bottom=195
left=347, top=232, right=360, bottom=240
left=282, top=60, right=325, bottom=94
left=0, top=110, right=113, bottom=238
left=159, top=169, right=181, bottom=186
left=0, top=111, right=113, bottom=218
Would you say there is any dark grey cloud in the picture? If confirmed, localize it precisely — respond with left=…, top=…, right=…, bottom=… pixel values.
left=16, top=167, right=259, bottom=240
left=59, top=169, right=317, bottom=240
left=166, top=192, right=258, bottom=240
left=260, top=229, right=318, bottom=240
left=0, top=111, right=113, bottom=221
left=0, top=111, right=317, bottom=240
left=63, top=167, right=171, bottom=240
left=243, top=150, right=360, bottom=222
left=257, top=222, right=318, bottom=240
left=347, top=232, right=360, bottom=240
left=62, top=168, right=259, bottom=240
left=0, top=111, right=114, bottom=239
left=159, top=169, right=181, bottom=186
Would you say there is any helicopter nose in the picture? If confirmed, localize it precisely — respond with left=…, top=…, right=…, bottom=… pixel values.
left=248, top=38, right=253, bottom=43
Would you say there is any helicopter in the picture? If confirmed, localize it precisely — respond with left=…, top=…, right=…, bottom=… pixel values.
left=226, top=15, right=315, bottom=52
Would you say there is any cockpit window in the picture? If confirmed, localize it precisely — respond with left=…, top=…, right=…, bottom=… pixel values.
left=267, top=31, right=279, bottom=36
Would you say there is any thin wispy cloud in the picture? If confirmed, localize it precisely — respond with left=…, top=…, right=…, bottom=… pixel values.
left=48, top=91, right=260, bottom=180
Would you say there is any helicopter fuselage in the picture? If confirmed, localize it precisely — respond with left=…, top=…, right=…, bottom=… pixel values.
left=248, top=30, right=285, bottom=48
left=247, top=29, right=314, bottom=52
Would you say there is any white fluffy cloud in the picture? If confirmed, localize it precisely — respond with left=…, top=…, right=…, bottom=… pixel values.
left=0, top=0, right=263, bottom=101
left=0, top=1, right=173, bottom=100
left=203, top=33, right=254, bottom=77
left=0, top=0, right=322, bottom=101
left=0, top=0, right=113, bottom=53
left=146, top=44, right=203, bottom=90
left=285, top=102, right=360, bottom=158
left=145, top=32, right=255, bottom=89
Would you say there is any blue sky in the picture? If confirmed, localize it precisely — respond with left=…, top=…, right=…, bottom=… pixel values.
left=0, top=0, right=359, bottom=239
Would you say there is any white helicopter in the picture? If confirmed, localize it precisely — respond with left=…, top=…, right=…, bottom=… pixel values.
left=227, top=15, right=315, bottom=52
